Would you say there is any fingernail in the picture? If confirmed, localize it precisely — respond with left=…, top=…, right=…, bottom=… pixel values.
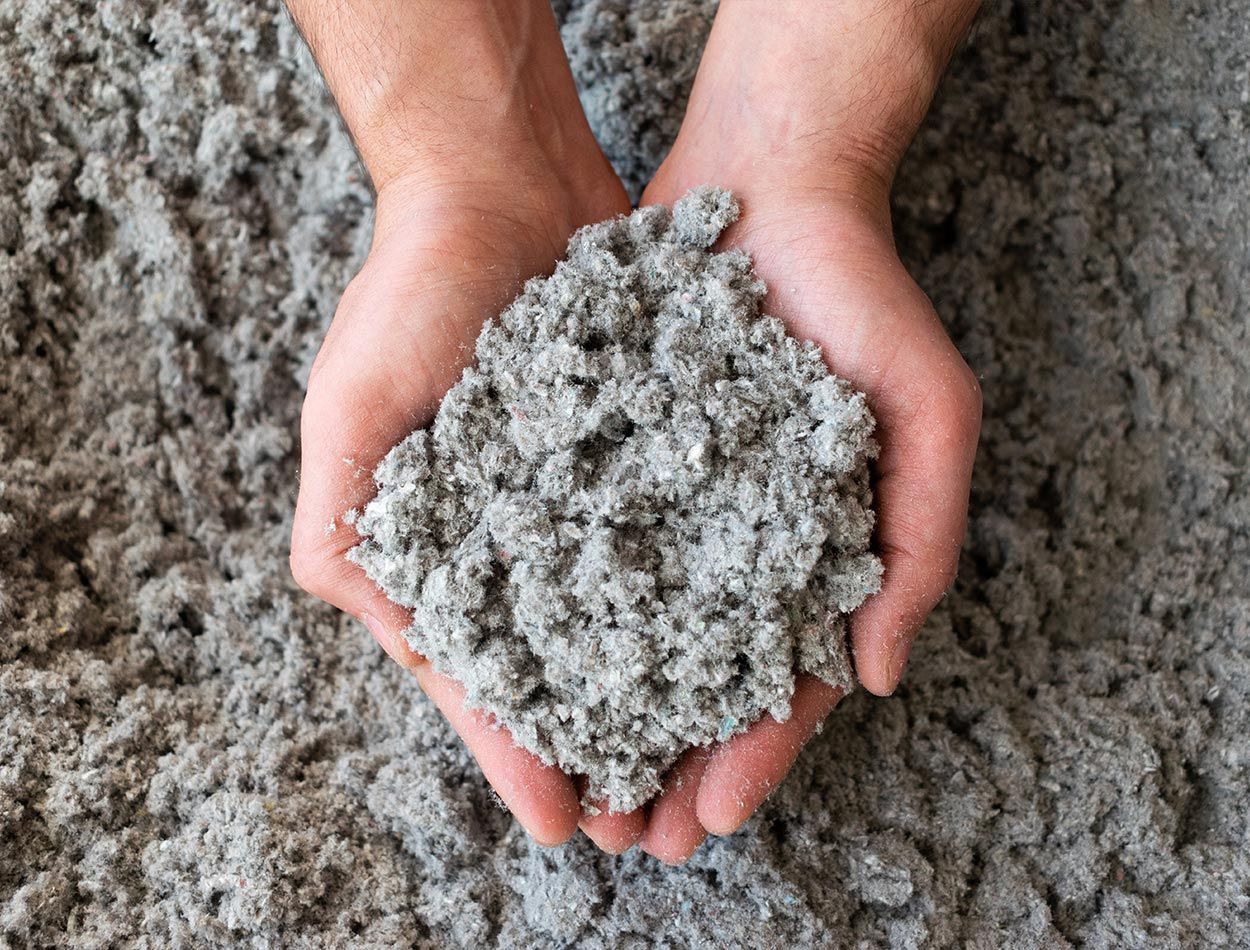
left=700, top=799, right=750, bottom=837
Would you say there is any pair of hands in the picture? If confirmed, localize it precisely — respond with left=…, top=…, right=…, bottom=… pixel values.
left=287, top=1, right=980, bottom=863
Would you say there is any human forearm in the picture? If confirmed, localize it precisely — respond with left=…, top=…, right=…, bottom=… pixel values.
left=676, top=0, right=981, bottom=202
left=283, top=0, right=599, bottom=194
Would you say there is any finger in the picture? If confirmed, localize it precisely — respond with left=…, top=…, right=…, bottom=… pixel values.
left=363, top=608, right=581, bottom=846
left=577, top=793, right=646, bottom=855
left=414, top=663, right=581, bottom=847
left=360, top=606, right=583, bottom=845
left=849, top=341, right=981, bottom=695
left=292, top=502, right=416, bottom=648
left=640, top=746, right=712, bottom=864
left=697, top=677, right=844, bottom=836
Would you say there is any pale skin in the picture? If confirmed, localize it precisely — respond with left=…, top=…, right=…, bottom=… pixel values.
left=286, top=0, right=982, bottom=863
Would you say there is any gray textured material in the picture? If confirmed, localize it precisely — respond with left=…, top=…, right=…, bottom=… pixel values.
left=556, top=0, right=715, bottom=200
left=1, top=0, right=1247, bottom=946
left=348, top=189, right=878, bottom=812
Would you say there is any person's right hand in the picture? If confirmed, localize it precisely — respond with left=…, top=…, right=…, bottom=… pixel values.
left=284, top=1, right=641, bottom=851
left=289, top=169, right=635, bottom=847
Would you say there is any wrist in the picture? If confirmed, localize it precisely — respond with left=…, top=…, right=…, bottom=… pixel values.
left=287, top=0, right=601, bottom=194
left=670, top=0, right=979, bottom=207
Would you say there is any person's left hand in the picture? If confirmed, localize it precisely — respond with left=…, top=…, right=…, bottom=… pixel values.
left=628, top=5, right=982, bottom=857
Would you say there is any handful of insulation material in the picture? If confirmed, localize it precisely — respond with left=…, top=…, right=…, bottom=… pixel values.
left=348, top=188, right=882, bottom=812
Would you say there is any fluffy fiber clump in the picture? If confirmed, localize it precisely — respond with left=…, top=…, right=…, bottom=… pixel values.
left=349, top=188, right=882, bottom=810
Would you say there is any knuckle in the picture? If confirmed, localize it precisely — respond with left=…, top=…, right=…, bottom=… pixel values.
left=959, top=363, right=984, bottom=419
left=288, top=536, right=328, bottom=596
left=884, top=515, right=936, bottom=567
left=335, top=270, right=373, bottom=323
left=935, top=362, right=983, bottom=446
left=307, top=270, right=373, bottom=389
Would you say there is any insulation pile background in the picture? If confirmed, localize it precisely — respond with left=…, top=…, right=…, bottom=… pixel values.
left=1, top=1, right=1246, bottom=945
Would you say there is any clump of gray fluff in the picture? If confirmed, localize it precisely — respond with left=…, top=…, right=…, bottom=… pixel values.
left=349, top=188, right=883, bottom=811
